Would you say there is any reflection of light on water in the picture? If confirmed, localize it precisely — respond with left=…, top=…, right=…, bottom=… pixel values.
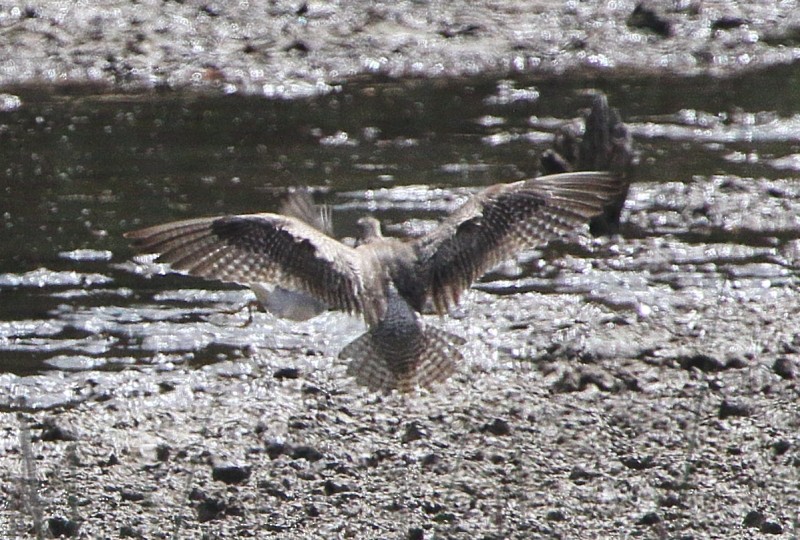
left=0, top=268, right=113, bottom=288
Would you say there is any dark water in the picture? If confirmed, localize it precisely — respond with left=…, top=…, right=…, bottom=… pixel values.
left=1, top=63, right=799, bottom=381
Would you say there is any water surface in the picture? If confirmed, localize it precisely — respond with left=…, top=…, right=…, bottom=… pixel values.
left=1, top=64, right=799, bottom=388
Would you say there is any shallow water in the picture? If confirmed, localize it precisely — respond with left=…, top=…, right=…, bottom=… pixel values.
left=1, top=64, right=799, bottom=395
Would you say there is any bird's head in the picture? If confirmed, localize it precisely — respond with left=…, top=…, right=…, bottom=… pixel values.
left=356, top=216, right=383, bottom=244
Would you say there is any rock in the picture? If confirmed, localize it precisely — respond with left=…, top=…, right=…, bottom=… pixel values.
left=155, top=444, right=171, bottom=462
left=711, top=16, right=748, bottom=31
left=637, top=512, right=661, bottom=525
left=120, top=489, right=146, bottom=502
left=273, top=367, right=300, bottom=380
left=482, top=418, right=511, bottom=436
left=620, top=455, right=656, bottom=470
left=773, top=356, right=797, bottom=379
left=323, top=479, right=350, bottom=496
left=401, top=421, right=426, bottom=443
left=551, top=367, right=618, bottom=393
left=420, top=453, right=439, bottom=467
left=546, top=509, right=566, bottom=521
left=744, top=509, right=765, bottom=528
left=569, top=466, right=600, bottom=483
left=38, top=418, right=78, bottom=442
left=258, top=480, right=290, bottom=500
left=266, top=441, right=287, bottom=459
left=718, top=399, right=752, bottom=419
left=291, top=445, right=324, bottom=462
left=627, top=2, right=672, bottom=37
left=212, top=463, right=252, bottom=485
left=772, top=439, right=791, bottom=455
left=761, top=521, right=784, bottom=534
left=678, top=354, right=727, bottom=372
left=119, top=524, right=144, bottom=538
left=102, top=453, right=120, bottom=467
left=658, top=494, right=683, bottom=508
left=196, top=496, right=227, bottom=523
left=47, top=516, right=81, bottom=537
left=408, top=527, right=425, bottom=540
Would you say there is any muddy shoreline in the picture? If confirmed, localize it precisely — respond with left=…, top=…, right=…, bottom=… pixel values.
left=1, top=0, right=799, bottom=98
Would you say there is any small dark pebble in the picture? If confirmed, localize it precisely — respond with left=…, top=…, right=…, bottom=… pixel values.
left=546, top=509, right=566, bottom=521
left=551, top=368, right=618, bottom=393
left=711, top=16, right=747, bottom=31
left=482, top=418, right=511, bottom=436
left=678, top=354, right=727, bottom=372
left=157, top=381, right=176, bottom=393
left=119, top=525, right=144, bottom=538
left=200, top=4, right=220, bottom=17
left=155, top=443, right=171, bottom=462
left=421, top=453, right=439, bottom=467
left=569, top=466, right=600, bottom=482
left=627, top=2, right=672, bottom=37
left=724, top=356, right=748, bottom=369
left=306, top=504, right=320, bottom=517
left=266, top=441, right=287, bottom=460
left=659, top=494, right=683, bottom=508
left=718, top=399, right=751, bottom=419
left=401, top=421, right=426, bottom=443
left=761, top=521, right=784, bottom=534
left=284, top=40, right=310, bottom=54
left=212, top=464, right=252, bottom=485
left=103, top=452, right=120, bottom=467
left=301, top=384, right=322, bottom=395
left=258, top=480, right=290, bottom=500
left=273, top=367, right=300, bottom=380
left=772, top=439, right=791, bottom=455
left=39, top=418, right=78, bottom=442
left=196, top=497, right=227, bottom=522
left=120, top=489, right=146, bottom=502
left=489, top=454, right=505, bottom=465
left=323, top=479, right=350, bottom=496
left=638, top=512, right=661, bottom=525
left=47, top=516, right=81, bottom=537
left=408, top=527, right=425, bottom=540
left=551, top=369, right=583, bottom=393
left=744, top=509, right=765, bottom=528
left=422, top=501, right=443, bottom=514
left=188, top=487, right=207, bottom=501
left=773, top=356, right=796, bottom=379
left=291, top=445, right=324, bottom=462
left=621, top=455, right=656, bottom=470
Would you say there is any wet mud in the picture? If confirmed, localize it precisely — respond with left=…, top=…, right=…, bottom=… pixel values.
left=0, top=0, right=798, bottom=96
left=1, top=1, right=799, bottom=538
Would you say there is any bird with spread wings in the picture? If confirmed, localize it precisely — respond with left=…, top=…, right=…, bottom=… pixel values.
left=126, top=171, right=622, bottom=392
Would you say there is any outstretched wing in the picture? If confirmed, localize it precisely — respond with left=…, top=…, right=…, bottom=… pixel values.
left=125, top=214, right=379, bottom=321
left=279, top=188, right=333, bottom=236
left=414, top=171, right=622, bottom=313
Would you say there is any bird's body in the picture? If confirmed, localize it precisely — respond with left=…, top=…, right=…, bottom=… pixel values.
left=125, top=172, right=622, bottom=392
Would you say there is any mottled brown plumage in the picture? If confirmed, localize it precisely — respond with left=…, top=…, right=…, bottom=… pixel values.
left=125, top=171, right=622, bottom=392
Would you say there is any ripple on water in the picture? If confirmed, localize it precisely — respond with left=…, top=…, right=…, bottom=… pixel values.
left=0, top=268, right=113, bottom=288
left=58, top=249, right=114, bottom=261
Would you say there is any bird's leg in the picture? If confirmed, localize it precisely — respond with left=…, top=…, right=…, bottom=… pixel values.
left=208, top=300, right=261, bottom=328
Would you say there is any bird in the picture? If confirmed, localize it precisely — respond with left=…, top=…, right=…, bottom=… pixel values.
left=125, top=171, right=622, bottom=392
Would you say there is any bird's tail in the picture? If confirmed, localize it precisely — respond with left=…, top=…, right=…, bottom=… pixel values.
left=340, top=326, right=465, bottom=393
